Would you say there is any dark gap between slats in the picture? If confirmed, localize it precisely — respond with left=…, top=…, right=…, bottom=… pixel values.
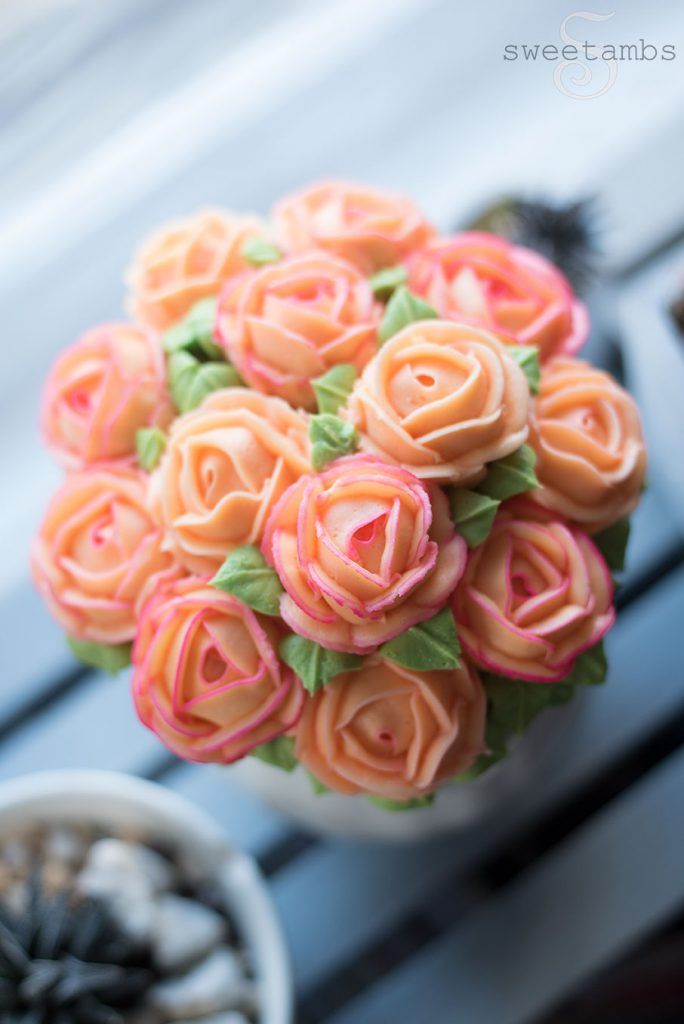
left=0, top=665, right=92, bottom=747
left=298, top=703, right=684, bottom=1024
left=612, top=222, right=684, bottom=283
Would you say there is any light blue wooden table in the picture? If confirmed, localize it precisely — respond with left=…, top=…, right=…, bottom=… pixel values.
left=1, top=2, right=684, bottom=1021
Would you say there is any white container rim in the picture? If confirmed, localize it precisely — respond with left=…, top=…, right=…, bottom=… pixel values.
left=0, top=769, right=293, bottom=1024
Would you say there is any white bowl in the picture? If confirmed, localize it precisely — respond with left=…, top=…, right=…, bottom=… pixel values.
left=0, top=769, right=293, bottom=1024
left=230, top=697, right=583, bottom=842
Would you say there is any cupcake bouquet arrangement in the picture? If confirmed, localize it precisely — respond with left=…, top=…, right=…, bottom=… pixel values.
left=32, top=181, right=647, bottom=810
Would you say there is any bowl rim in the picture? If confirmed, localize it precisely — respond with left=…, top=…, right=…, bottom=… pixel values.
left=0, top=768, right=293, bottom=1024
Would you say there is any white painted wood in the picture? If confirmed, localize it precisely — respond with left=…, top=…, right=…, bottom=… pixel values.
left=329, top=744, right=684, bottom=1024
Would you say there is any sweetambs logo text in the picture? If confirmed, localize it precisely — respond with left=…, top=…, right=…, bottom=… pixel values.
left=503, top=11, right=676, bottom=100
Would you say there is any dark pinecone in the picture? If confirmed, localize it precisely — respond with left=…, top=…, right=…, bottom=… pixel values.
left=0, top=868, right=156, bottom=1024
left=465, top=196, right=600, bottom=291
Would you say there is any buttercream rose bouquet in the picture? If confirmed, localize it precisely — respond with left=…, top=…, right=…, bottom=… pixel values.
left=32, top=181, right=647, bottom=811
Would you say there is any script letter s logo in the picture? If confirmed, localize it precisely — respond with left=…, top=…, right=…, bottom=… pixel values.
left=554, top=11, right=618, bottom=99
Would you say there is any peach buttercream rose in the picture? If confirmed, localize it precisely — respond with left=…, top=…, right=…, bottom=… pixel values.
left=407, top=232, right=588, bottom=362
left=295, top=656, right=486, bottom=799
left=126, top=209, right=265, bottom=330
left=273, top=180, right=436, bottom=273
left=453, top=501, right=614, bottom=682
left=345, top=320, right=529, bottom=483
left=262, top=454, right=467, bottom=654
left=150, top=388, right=310, bottom=574
left=41, top=323, right=172, bottom=468
left=133, top=577, right=303, bottom=763
left=528, top=357, right=647, bottom=532
left=215, top=252, right=381, bottom=409
left=31, top=466, right=178, bottom=645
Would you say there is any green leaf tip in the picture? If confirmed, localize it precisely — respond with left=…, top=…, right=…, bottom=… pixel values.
left=369, top=264, right=408, bottom=301
left=368, top=793, right=435, bottom=812
left=507, top=344, right=541, bottom=394
left=251, top=735, right=298, bottom=772
left=168, top=350, right=242, bottom=413
left=306, top=771, right=330, bottom=795
left=593, top=517, right=630, bottom=573
left=450, top=488, right=500, bottom=548
left=478, top=444, right=539, bottom=501
left=309, top=413, right=358, bottom=472
left=67, top=637, right=132, bottom=676
left=211, top=545, right=283, bottom=616
left=241, top=237, right=283, bottom=266
left=312, top=364, right=357, bottom=416
left=279, top=634, right=363, bottom=695
left=379, top=607, right=461, bottom=671
left=163, top=297, right=223, bottom=361
left=378, top=286, right=438, bottom=344
left=135, top=427, right=167, bottom=471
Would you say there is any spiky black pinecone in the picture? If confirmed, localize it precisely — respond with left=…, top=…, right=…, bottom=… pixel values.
left=466, top=196, right=599, bottom=291
left=0, top=869, right=156, bottom=1024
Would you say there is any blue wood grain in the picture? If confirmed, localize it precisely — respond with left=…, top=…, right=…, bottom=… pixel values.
left=329, top=744, right=684, bottom=1024
left=273, top=564, right=684, bottom=991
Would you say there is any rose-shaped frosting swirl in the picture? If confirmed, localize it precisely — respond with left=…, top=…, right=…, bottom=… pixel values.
left=272, top=180, right=436, bottom=273
left=262, top=454, right=467, bottom=654
left=150, top=388, right=310, bottom=574
left=133, top=577, right=303, bottom=763
left=528, top=357, right=647, bottom=532
left=407, top=232, right=588, bottom=361
left=453, top=501, right=614, bottom=682
left=31, top=466, right=178, bottom=645
left=295, top=656, right=486, bottom=799
left=216, top=252, right=380, bottom=409
left=345, top=320, right=529, bottom=483
left=41, top=323, right=172, bottom=468
left=126, top=209, right=265, bottom=330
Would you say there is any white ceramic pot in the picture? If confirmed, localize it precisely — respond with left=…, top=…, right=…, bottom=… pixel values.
left=231, top=698, right=582, bottom=842
left=0, top=770, right=293, bottom=1024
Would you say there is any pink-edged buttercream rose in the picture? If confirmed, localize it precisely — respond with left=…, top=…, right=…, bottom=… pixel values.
left=295, top=656, right=486, bottom=799
left=407, top=232, right=588, bottom=362
left=345, top=320, right=529, bottom=483
left=262, top=454, right=467, bottom=654
left=528, top=357, right=647, bottom=532
left=150, top=388, right=310, bottom=574
left=215, top=252, right=381, bottom=409
left=41, top=323, right=172, bottom=469
left=272, top=180, right=436, bottom=274
left=126, top=209, right=266, bottom=330
left=133, top=576, right=304, bottom=763
left=31, top=466, right=179, bottom=645
left=453, top=501, right=615, bottom=682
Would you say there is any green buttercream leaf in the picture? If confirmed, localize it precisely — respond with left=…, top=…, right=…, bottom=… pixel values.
left=168, top=351, right=242, bottom=413
left=251, top=736, right=298, bottom=772
left=241, top=237, right=283, bottom=266
left=163, top=298, right=223, bottom=360
left=562, top=641, right=608, bottom=687
left=379, top=608, right=461, bottom=670
left=306, top=771, right=330, bottom=795
left=593, top=518, right=631, bottom=573
left=312, top=364, right=358, bottom=416
left=211, top=545, right=283, bottom=616
left=378, top=286, right=438, bottom=344
left=478, top=444, right=539, bottom=501
left=67, top=637, right=132, bottom=676
left=135, top=427, right=167, bottom=471
left=279, top=635, right=363, bottom=695
left=309, top=414, right=358, bottom=472
left=507, top=344, right=541, bottom=394
left=450, top=488, right=500, bottom=548
left=368, top=794, right=435, bottom=812
left=369, top=264, right=408, bottom=301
